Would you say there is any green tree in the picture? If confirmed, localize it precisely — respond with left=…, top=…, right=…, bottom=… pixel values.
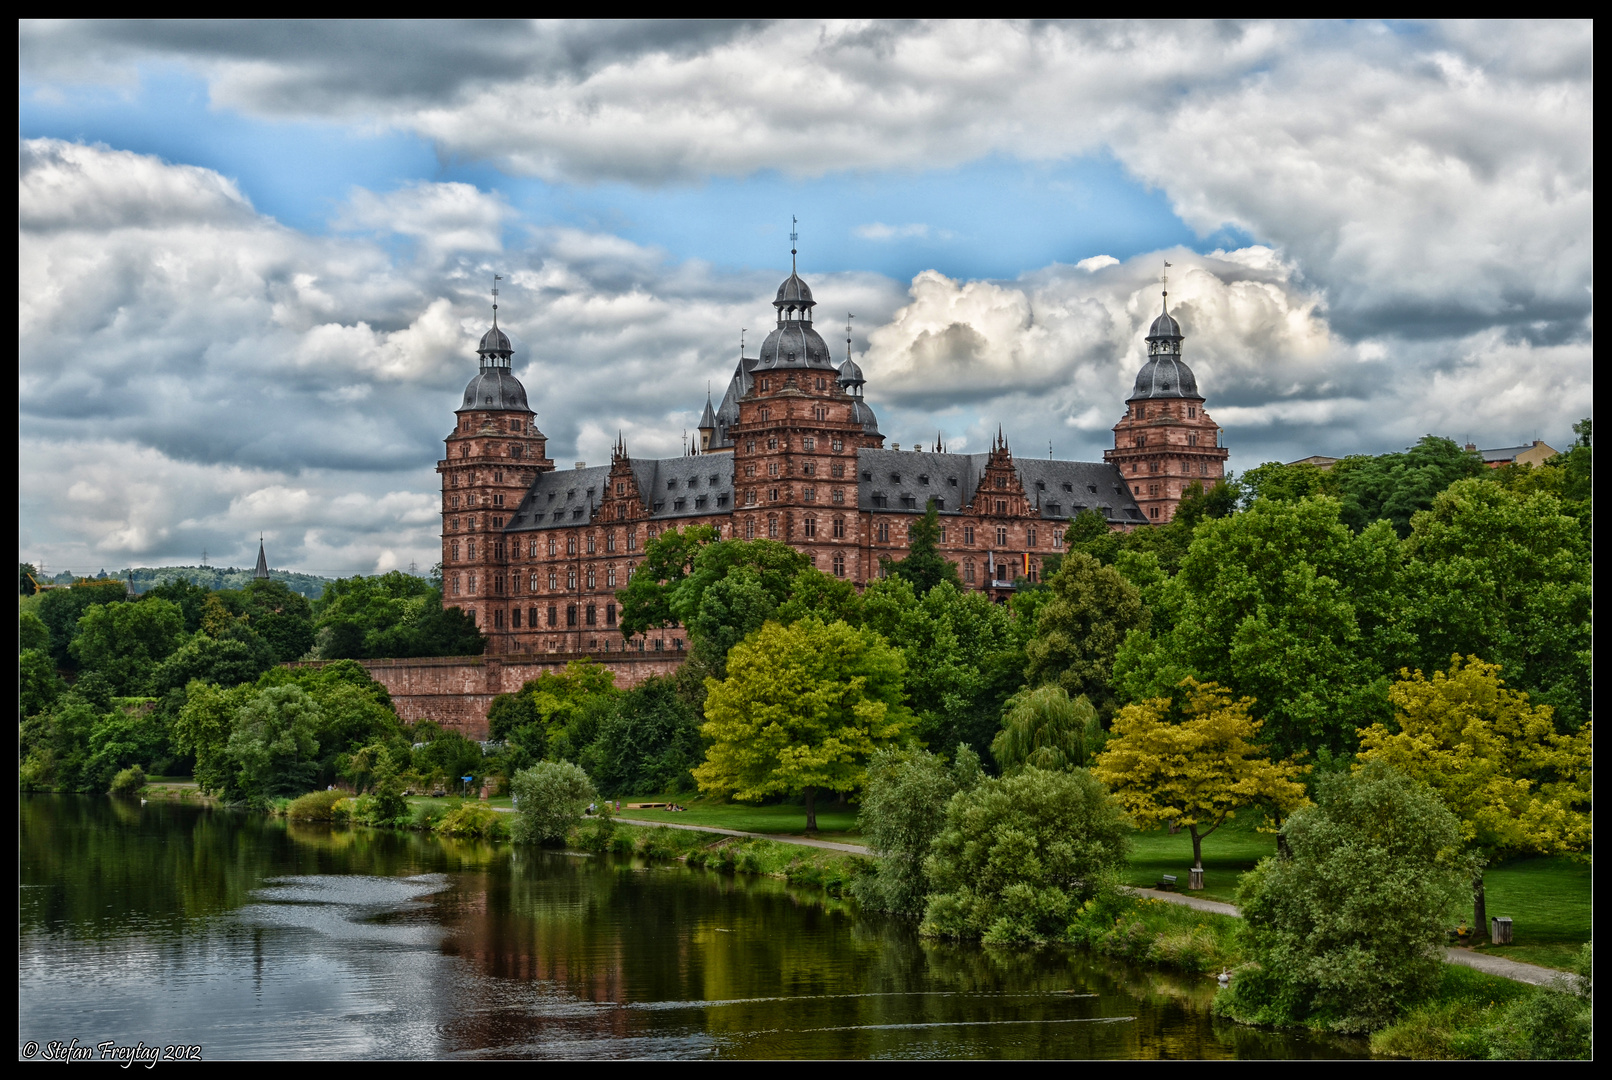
left=1093, top=679, right=1309, bottom=873
left=615, top=524, right=720, bottom=637
left=1357, top=656, right=1592, bottom=935
left=142, top=578, right=211, bottom=633
left=1113, top=496, right=1407, bottom=758
left=83, top=707, right=168, bottom=793
left=991, top=685, right=1103, bottom=773
left=20, top=609, right=50, bottom=652
left=150, top=634, right=276, bottom=694
left=488, top=660, right=620, bottom=767
left=19, top=649, right=65, bottom=719
left=173, top=681, right=255, bottom=797
left=20, top=561, right=41, bottom=596
left=922, top=766, right=1130, bottom=944
left=881, top=500, right=962, bottom=595
left=697, top=617, right=915, bottom=831
left=314, top=571, right=482, bottom=659
left=1330, top=435, right=1485, bottom=536
left=69, top=596, right=185, bottom=694
left=580, top=675, right=703, bottom=797
left=1238, top=460, right=1333, bottom=505
left=36, top=580, right=130, bottom=669
left=1402, top=478, right=1591, bottom=731
left=1024, top=551, right=1146, bottom=717
left=854, top=745, right=982, bottom=916
left=510, top=760, right=597, bottom=845
left=1223, top=761, right=1474, bottom=1033
left=226, top=685, right=323, bottom=805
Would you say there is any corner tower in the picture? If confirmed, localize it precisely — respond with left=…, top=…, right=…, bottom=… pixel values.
left=438, top=279, right=553, bottom=651
left=1105, top=282, right=1229, bottom=523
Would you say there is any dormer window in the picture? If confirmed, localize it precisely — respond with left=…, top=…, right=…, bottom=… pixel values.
left=862, top=471, right=873, bottom=481
left=891, top=474, right=901, bottom=483
left=949, top=477, right=958, bottom=487
left=668, top=480, right=677, bottom=490
left=674, top=498, right=686, bottom=510
left=1036, top=481, right=1046, bottom=490
left=1089, top=485, right=1099, bottom=494
left=919, top=474, right=929, bottom=485
left=1064, top=482, right=1074, bottom=492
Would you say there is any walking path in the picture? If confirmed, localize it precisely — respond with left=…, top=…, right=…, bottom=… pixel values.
left=1439, top=948, right=1570, bottom=987
left=613, top=817, right=870, bottom=854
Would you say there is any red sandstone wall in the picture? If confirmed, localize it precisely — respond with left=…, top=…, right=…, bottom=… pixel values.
left=287, top=653, right=684, bottom=740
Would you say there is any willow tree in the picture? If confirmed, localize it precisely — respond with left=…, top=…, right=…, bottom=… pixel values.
left=990, top=685, right=1102, bottom=774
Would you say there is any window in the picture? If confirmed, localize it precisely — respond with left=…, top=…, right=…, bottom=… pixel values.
left=939, top=526, right=947, bottom=543
left=1201, top=462, right=1210, bottom=476
left=770, top=488, right=780, bottom=502
left=745, top=518, right=756, bottom=539
left=804, top=517, right=816, bottom=538
left=995, top=476, right=1007, bottom=489
left=803, top=437, right=815, bottom=451
left=674, top=498, right=686, bottom=510
left=627, top=529, right=637, bottom=551
left=512, top=608, right=522, bottom=628
left=566, top=536, right=577, bottom=555
left=995, top=500, right=1006, bottom=515
left=900, top=495, right=916, bottom=509
left=585, top=604, right=597, bottom=626
left=1150, top=506, right=1160, bottom=519
left=761, top=408, right=771, bottom=422
left=877, top=522, right=890, bottom=543
left=452, top=574, right=461, bottom=595
left=586, top=534, right=596, bottom=554
left=567, top=569, right=578, bottom=590
left=467, top=540, right=477, bottom=558
left=831, top=437, right=843, bottom=452
left=1188, top=433, right=1198, bottom=446
left=467, top=608, right=476, bottom=625
left=606, top=532, right=616, bottom=553
left=964, top=561, right=976, bottom=583
left=832, top=553, right=845, bottom=577
left=586, top=568, right=596, bottom=589
left=965, top=526, right=975, bottom=545
left=767, top=436, right=777, bottom=449
left=890, top=473, right=902, bottom=484
left=746, top=490, right=757, bottom=505
left=804, top=487, right=816, bottom=502
left=832, top=488, right=845, bottom=504
left=548, top=604, right=557, bottom=627
left=547, top=536, right=557, bottom=557
left=606, top=603, right=616, bottom=626
left=451, top=495, right=460, bottom=508
left=996, top=526, right=1008, bottom=546
left=606, top=566, right=617, bottom=589
left=1028, top=527, right=1037, bottom=546
left=768, top=514, right=779, bottom=538
left=768, top=462, right=779, bottom=477
left=493, top=494, right=504, bottom=507
left=746, top=440, right=756, bottom=453
left=548, top=569, right=557, bottom=591
left=872, top=493, right=888, bottom=508
left=567, top=604, right=578, bottom=627
left=717, top=494, right=729, bottom=508
left=745, top=465, right=756, bottom=477
left=451, top=541, right=460, bottom=561
left=831, top=516, right=845, bottom=539
left=469, top=574, right=478, bottom=595
left=862, top=471, right=873, bottom=481
left=695, top=496, right=706, bottom=508
left=1187, top=406, right=1197, bottom=418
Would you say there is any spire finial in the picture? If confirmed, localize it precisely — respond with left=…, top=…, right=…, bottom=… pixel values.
left=740, top=328, right=746, bottom=358
left=790, top=215, right=799, bottom=275
left=1162, top=260, right=1172, bottom=313
left=492, top=273, right=502, bottom=327
left=846, top=313, right=855, bottom=362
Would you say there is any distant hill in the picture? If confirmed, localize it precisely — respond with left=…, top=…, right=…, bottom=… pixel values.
left=48, top=566, right=338, bottom=600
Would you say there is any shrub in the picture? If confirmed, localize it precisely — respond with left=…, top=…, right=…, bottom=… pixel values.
left=1219, top=760, right=1474, bottom=1032
left=108, top=764, right=146, bottom=796
left=854, top=745, right=980, bottom=915
left=509, top=761, right=596, bottom=845
left=921, top=766, right=1130, bottom=944
left=435, top=802, right=508, bottom=840
left=574, top=804, right=617, bottom=851
left=286, top=788, right=347, bottom=820
left=1482, top=944, right=1592, bottom=1060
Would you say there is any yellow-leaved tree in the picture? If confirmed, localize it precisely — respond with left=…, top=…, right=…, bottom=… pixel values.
left=1093, top=679, right=1309, bottom=875
left=1357, top=655, right=1592, bottom=934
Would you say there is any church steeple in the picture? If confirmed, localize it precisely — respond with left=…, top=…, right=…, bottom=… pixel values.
left=254, top=536, right=270, bottom=581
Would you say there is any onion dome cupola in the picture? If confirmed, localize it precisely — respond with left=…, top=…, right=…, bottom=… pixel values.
left=756, top=229, right=837, bottom=371
left=460, top=274, right=531, bottom=411
left=837, top=356, right=866, bottom=395
left=1128, top=285, right=1199, bottom=401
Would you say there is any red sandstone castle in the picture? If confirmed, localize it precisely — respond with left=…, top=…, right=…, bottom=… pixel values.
left=439, top=265, right=1227, bottom=656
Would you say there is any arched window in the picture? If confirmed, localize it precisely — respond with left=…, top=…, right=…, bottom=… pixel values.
left=586, top=567, right=596, bottom=589
left=547, top=535, right=557, bottom=557
left=964, top=562, right=976, bottom=583
left=567, top=536, right=577, bottom=555
left=586, top=534, right=596, bottom=554
left=547, top=569, right=557, bottom=591
left=452, top=574, right=461, bottom=595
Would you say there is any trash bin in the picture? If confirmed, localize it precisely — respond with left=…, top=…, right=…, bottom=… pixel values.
left=1188, top=867, right=1205, bottom=891
left=1491, top=916, right=1513, bottom=945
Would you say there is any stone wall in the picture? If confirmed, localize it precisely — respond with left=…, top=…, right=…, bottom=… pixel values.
left=287, top=652, right=684, bottom=740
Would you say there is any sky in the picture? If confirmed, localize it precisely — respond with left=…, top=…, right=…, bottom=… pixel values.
left=18, top=20, right=1594, bottom=578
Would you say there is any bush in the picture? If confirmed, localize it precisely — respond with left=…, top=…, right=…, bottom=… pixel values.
left=1069, top=893, right=1243, bottom=974
left=1219, top=760, right=1474, bottom=1033
left=921, top=766, right=1130, bottom=944
left=574, top=803, right=617, bottom=851
left=286, top=788, right=347, bottom=820
left=108, top=764, right=147, bottom=796
left=853, top=745, right=980, bottom=915
left=509, top=761, right=596, bottom=845
left=434, top=802, right=508, bottom=840
left=1481, top=943, right=1592, bottom=1060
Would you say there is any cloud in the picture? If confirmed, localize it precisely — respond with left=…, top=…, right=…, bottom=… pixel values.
left=854, top=222, right=934, bottom=241
left=20, top=20, right=1590, bottom=345
left=1076, top=255, right=1119, bottom=273
left=335, top=181, right=513, bottom=261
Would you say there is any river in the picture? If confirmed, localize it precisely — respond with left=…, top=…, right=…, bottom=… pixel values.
left=19, top=795, right=1364, bottom=1059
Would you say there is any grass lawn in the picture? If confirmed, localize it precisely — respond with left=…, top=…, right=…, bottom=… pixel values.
left=1120, top=814, right=1276, bottom=903
left=405, top=794, right=514, bottom=812
left=1464, top=855, right=1592, bottom=971
left=610, top=795, right=862, bottom=838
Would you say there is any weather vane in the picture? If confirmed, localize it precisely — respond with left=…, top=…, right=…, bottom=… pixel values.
left=790, top=215, right=799, bottom=272
left=492, top=273, right=501, bottom=325
left=1162, top=261, right=1171, bottom=309
left=846, top=313, right=855, bottom=361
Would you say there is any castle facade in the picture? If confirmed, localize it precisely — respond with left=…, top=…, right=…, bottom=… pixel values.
left=438, top=264, right=1226, bottom=656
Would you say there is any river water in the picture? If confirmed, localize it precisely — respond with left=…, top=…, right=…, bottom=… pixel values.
left=20, top=795, right=1363, bottom=1059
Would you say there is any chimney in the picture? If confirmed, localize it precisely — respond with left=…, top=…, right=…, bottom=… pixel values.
left=575, top=461, right=586, bottom=469
left=1464, top=443, right=1477, bottom=452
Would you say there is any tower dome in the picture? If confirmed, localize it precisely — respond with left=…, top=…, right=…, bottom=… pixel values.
left=1129, top=292, right=1199, bottom=401
left=460, top=274, right=530, bottom=411
left=756, top=267, right=836, bottom=370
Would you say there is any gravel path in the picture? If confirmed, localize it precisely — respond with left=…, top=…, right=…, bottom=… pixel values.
left=1439, top=948, right=1571, bottom=987
left=613, top=817, right=870, bottom=854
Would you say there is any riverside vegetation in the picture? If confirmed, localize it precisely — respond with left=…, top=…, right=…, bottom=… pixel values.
left=20, top=430, right=1592, bottom=1058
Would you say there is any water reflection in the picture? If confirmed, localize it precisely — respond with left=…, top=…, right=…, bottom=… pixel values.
left=20, top=796, right=1365, bottom=1060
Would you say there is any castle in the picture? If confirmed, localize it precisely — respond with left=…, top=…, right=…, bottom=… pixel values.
left=438, top=259, right=1227, bottom=657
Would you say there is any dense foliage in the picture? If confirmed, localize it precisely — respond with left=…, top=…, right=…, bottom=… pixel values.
left=854, top=745, right=981, bottom=915
left=510, top=760, right=597, bottom=845
left=313, top=571, right=484, bottom=659
left=1221, top=761, right=1475, bottom=1033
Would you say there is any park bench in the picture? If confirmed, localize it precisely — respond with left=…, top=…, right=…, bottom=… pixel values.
left=1157, top=874, right=1178, bottom=891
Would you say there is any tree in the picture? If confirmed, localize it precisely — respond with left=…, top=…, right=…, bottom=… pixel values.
left=696, top=617, right=915, bottom=831
left=19, top=649, right=65, bottom=720
left=150, top=633, right=276, bottom=694
left=36, top=580, right=131, bottom=669
left=854, top=745, right=982, bottom=916
left=1402, top=479, right=1591, bottom=732
left=580, top=675, right=703, bottom=797
left=1329, top=435, right=1485, bottom=537
left=173, top=681, right=255, bottom=798
left=991, top=685, right=1102, bottom=774
left=1024, top=551, right=1146, bottom=718
left=20, top=609, right=49, bottom=652
left=313, top=571, right=482, bottom=659
left=1093, top=679, right=1309, bottom=873
left=881, top=500, right=962, bottom=595
left=488, top=659, right=619, bottom=766
left=69, top=596, right=185, bottom=694
left=922, top=767, right=1130, bottom=944
left=1113, top=495, right=1407, bottom=758
left=510, top=761, right=596, bottom=845
left=1238, top=460, right=1333, bottom=506
left=1357, top=656, right=1592, bottom=934
left=1224, top=760, right=1474, bottom=1033
left=20, top=561, right=40, bottom=596
left=615, top=524, right=721, bottom=637
left=226, top=685, right=323, bottom=805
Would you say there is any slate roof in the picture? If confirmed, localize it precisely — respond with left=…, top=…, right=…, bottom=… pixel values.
left=854, top=449, right=1143, bottom=524
left=504, top=456, right=735, bottom=533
